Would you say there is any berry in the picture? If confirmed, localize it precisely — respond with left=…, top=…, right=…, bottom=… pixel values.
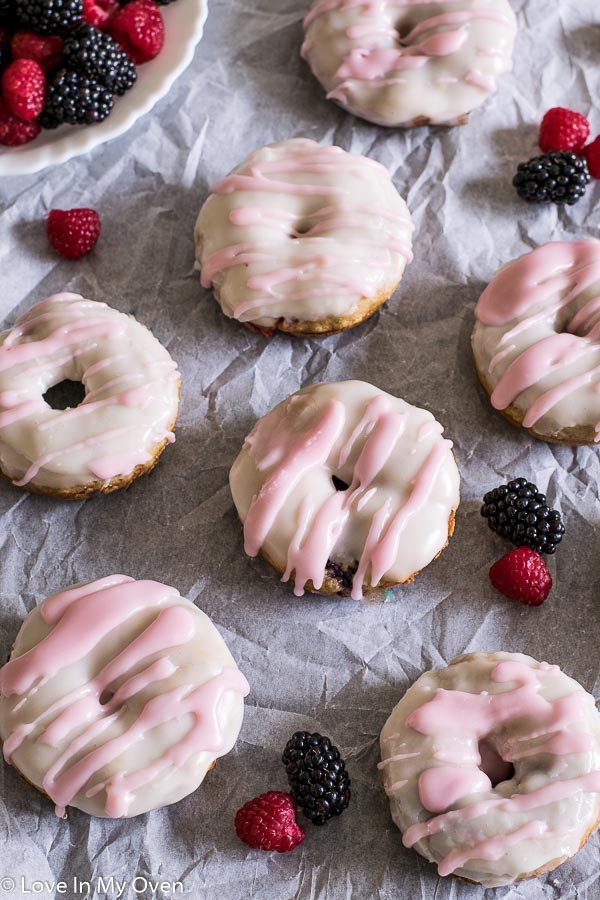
left=63, top=24, right=136, bottom=95
left=489, top=547, right=552, bottom=606
left=15, top=0, right=83, bottom=34
left=481, top=477, right=565, bottom=555
left=539, top=107, right=590, bottom=154
left=282, top=731, right=351, bottom=826
left=0, top=97, right=41, bottom=144
left=1, top=58, right=46, bottom=121
left=11, top=31, right=64, bottom=72
left=82, top=0, right=119, bottom=28
left=513, top=151, right=590, bottom=206
left=107, top=0, right=164, bottom=65
left=584, top=137, right=600, bottom=180
left=234, top=791, right=305, bottom=853
left=40, top=67, right=113, bottom=127
left=46, top=207, right=101, bottom=259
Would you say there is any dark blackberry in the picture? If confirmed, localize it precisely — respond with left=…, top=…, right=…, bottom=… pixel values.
left=482, top=477, right=565, bottom=555
left=40, top=68, right=114, bottom=128
left=15, top=0, right=82, bottom=34
left=282, top=731, right=351, bottom=826
left=513, top=151, right=590, bottom=206
left=63, top=24, right=136, bottom=96
left=325, top=559, right=357, bottom=595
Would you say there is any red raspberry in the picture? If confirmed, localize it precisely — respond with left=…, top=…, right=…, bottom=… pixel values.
left=11, top=32, right=64, bottom=73
left=82, top=0, right=120, bottom=29
left=235, top=791, right=305, bottom=853
left=46, top=209, right=102, bottom=261
left=584, top=136, right=600, bottom=180
left=0, top=99, right=41, bottom=146
left=489, top=547, right=552, bottom=606
left=539, top=107, right=590, bottom=154
left=107, top=0, right=164, bottom=64
left=1, top=59, right=46, bottom=122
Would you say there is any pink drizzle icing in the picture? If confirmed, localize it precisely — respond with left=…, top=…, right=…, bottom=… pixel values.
left=0, top=576, right=250, bottom=818
left=475, top=241, right=600, bottom=433
left=385, top=659, right=600, bottom=877
left=241, top=392, right=454, bottom=599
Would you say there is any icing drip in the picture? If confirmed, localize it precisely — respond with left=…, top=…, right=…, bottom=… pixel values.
left=0, top=577, right=250, bottom=818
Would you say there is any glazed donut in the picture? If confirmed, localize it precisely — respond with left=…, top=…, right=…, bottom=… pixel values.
left=472, top=240, right=600, bottom=445
left=0, top=292, right=180, bottom=497
left=302, top=0, right=517, bottom=127
left=379, top=651, right=600, bottom=888
left=194, top=139, right=413, bottom=336
left=0, top=575, right=250, bottom=818
left=229, top=381, right=459, bottom=599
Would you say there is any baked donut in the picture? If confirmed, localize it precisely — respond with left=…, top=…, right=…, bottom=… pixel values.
left=472, top=239, right=600, bottom=445
left=0, top=575, right=250, bottom=818
left=302, top=0, right=517, bottom=127
left=379, top=651, right=600, bottom=888
left=194, top=139, right=413, bottom=336
left=0, top=292, right=180, bottom=498
left=229, top=381, right=459, bottom=599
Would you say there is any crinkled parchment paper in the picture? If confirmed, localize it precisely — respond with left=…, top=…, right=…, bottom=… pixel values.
left=0, top=1, right=599, bottom=898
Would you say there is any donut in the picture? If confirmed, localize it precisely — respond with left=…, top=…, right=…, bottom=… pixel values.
left=0, top=292, right=180, bottom=498
left=194, top=139, right=413, bottom=336
left=379, top=651, right=600, bottom=888
left=229, top=381, right=459, bottom=599
left=302, top=0, right=517, bottom=127
left=0, top=575, right=250, bottom=818
left=471, top=239, right=600, bottom=445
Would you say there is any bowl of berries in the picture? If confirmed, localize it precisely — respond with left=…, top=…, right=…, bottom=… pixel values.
left=0, top=0, right=208, bottom=176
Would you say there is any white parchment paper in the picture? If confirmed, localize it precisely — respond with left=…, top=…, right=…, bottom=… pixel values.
left=0, top=1, right=599, bottom=898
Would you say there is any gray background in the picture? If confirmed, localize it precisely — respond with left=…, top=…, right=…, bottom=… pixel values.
left=0, top=0, right=599, bottom=898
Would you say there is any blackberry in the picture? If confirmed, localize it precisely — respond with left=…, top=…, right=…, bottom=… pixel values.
left=482, top=477, right=565, bottom=555
left=282, top=731, right=351, bottom=826
left=40, top=68, right=114, bottom=128
left=63, top=24, right=136, bottom=96
left=513, top=151, right=590, bottom=206
left=15, top=0, right=82, bottom=34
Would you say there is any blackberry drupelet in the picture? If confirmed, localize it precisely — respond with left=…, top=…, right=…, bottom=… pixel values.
left=282, top=731, right=351, bottom=826
left=63, top=24, right=136, bottom=95
left=482, top=477, right=565, bottom=555
left=513, top=151, right=590, bottom=206
left=40, top=68, right=113, bottom=127
left=15, top=0, right=83, bottom=34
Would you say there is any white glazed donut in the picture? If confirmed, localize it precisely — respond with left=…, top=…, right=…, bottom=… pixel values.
left=0, top=292, right=180, bottom=497
left=471, top=239, right=600, bottom=445
left=194, top=139, right=414, bottom=336
left=380, top=651, right=600, bottom=888
left=0, top=575, right=250, bottom=818
left=229, top=381, right=460, bottom=599
left=302, top=0, right=517, bottom=127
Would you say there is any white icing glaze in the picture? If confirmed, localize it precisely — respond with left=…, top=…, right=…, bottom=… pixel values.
left=0, top=293, right=180, bottom=492
left=302, top=0, right=517, bottom=126
left=0, top=576, right=250, bottom=818
left=229, top=380, right=459, bottom=598
left=380, top=652, right=600, bottom=888
left=194, top=139, right=413, bottom=329
left=471, top=240, right=600, bottom=441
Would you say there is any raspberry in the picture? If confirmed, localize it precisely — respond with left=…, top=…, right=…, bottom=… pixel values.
left=584, top=136, right=600, bottom=180
left=489, top=547, right=552, bottom=606
left=46, top=208, right=101, bottom=260
left=0, top=98, right=41, bottom=145
left=82, top=0, right=120, bottom=29
left=234, top=791, right=305, bottom=853
left=11, top=31, right=64, bottom=72
left=539, top=107, right=590, bottom=154
left=283, top=731, right=351, bottom=825
left=107, top=0, right=164, bottom=64
left=1, top=58, right=46, bottom=121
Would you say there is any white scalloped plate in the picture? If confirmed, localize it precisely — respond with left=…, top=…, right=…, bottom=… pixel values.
left=0, top=0, right=208, bottom=177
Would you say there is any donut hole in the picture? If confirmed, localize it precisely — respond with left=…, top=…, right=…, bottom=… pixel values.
left=43, top=379, right=86, bottom=411
left=99, top=688, right=114, bottom=706
left=332, top=475, right=349, bottom=492
left=291, top=220, right=312, bottom=238
left=478, top=739, right=515, bottom=787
